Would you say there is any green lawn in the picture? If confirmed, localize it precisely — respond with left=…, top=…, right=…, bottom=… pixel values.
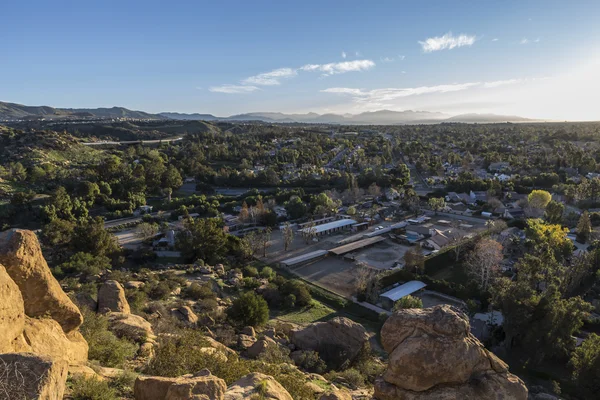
left=271, top=300, right=337, bottom=324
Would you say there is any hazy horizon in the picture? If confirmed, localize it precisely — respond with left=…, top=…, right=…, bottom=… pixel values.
left=4, top=0, right=600, bottom=121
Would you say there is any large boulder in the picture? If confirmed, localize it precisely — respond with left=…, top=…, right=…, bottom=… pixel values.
left=0, top=229, right=83, bottom=333
left=134, top=371, right=226, bottom=400
left=170, top=306, right=198, bottom=324
left=290, top=317, right=369, bottom=367
left=107, top=312, right=154, bottom=343
left=246, top=336, right=278, bottom=359
left=0, top=352, right=68, bottom=400
left=12, top=316, right=89, bottom=365
left=319, top=390, right=352, bottom=400
left=374, top=305, right=528, bottom=400
left=98, top=280, right=131, bottom=314
left=0, top=264, right=25, bottom=353
left=224, top=373, right=293, bottom=400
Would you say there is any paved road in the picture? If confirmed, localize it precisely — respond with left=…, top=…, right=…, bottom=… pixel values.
left=103, top=211, right=172, bottom=229
left=82, top=137, right=183, bottom=146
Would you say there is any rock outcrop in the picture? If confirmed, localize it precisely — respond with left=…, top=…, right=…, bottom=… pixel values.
left=224, top=372, right=293, bottom=400
left=134, top=370, right=227, bottom=400
left=0, top=352, right=68, bottom=400
left=98, top=280, right=131, bottom=314
left=374, top=305, right=528, bottom=400
left=170, top=306, right=198, bottom=324
left=0, top=229, right=83, bottom=333
left=107, top=312, right=155, bottom=343
left=0, top=264, right=25, bottom=353
left=290, top=317, right=369, bottom=367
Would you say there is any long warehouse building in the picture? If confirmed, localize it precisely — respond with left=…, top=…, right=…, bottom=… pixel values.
left=298, top=219, right=357, bottom=236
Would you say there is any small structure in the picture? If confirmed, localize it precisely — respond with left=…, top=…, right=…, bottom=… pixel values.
left=280, top=250, right=328, bottom=268
left=329, top=236, right=386, bottom=256
left=379, top=280, right=427, bottom=310
left=134, top=205, right=153, bottom=216
left=298, top=219, right=357, bottom=236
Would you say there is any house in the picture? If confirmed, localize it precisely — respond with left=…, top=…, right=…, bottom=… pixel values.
left=503, top=208, right=525, bottom=220
left=494, top=173, right=512, bottom=182
left=134, top=205, right=153, bottom=216
left=153, top=230, right=176, bottom=250
left=425, top=230, right=451, bottom=250
left=470, top=191, right=488, bottom=203
left=379, top=281, right=427, bottom=310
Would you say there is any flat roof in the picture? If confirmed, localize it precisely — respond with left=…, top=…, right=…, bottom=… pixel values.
left=380, top=280, right=427, bottom=301
left=329, top=236, right=386, bottom=255
left=280, top=250, right=328, bottom=266
left=299, top=219, right=357, bottom=234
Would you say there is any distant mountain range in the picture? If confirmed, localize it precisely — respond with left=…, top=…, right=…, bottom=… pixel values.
left=0, top=100, right=535, bottom=125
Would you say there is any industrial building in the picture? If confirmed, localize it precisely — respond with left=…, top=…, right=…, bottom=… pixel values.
left=298, top=219, right=357, bottom=236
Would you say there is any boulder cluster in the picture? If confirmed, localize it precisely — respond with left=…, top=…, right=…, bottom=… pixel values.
left=0, top=229, right=88, bottom=399
left=374, top=305, right=528, bottom=400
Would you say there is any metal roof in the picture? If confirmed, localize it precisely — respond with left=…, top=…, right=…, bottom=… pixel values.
left=280, top=250, right=328, bottom=266
left=299, top=219, right=357, bottom=234
left=380, top=280, right=427, bottom=301
left=329, top=236, right=386, bottom=255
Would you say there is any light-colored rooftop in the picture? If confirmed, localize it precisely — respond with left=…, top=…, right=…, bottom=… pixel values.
left=380, top=280, right=427, bottom=301
left=329, top=236, right=386, bottom=255
left=299, top=219, right=357, bottom=234
left=280, top=250, right=329, bottom=266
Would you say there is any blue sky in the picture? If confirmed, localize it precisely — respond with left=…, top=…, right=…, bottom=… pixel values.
left=3, top=0, right=600, bottom=119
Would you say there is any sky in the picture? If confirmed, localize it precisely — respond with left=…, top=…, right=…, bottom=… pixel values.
left=3, top=0, right=600, bottom=120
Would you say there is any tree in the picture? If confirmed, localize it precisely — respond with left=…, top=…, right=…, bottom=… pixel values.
left=282, top=223, right=294, bottom=251
left=466, top=238, right=503, bottom=291
left=525, top=219, right=573, bottom=261
left=136, top=222, right=159, bottom=240
left=9, top=162, right=27, bottom=182
left=261, top=227, right=272, bottom=257
left=227, top=291, right=269, bottom=327
left=576, top=211, right=592, bottom=243
left=544, top=200, right=564, bottom=224
left=285, top=196, right=307, bottom=220
left=58, top=252, right=111, bottom=277
left=354, top=264, right=380, bottom=302
left=176, top=217, right=229, bottom=264
left=162, top=165, right=183, bottom=200
left=72, top=217, right=121, bottom=259
left=239, top=201, right=250, bottom=222
left=301, top=221, right=317, bottom=244
left=311, top=192, right=341, bottom=216
left=527, top=190, right=552, bottom=216
left=367, top=183, right=382, bottom=197
left=403, top=246, right=425, bottom=274
left=393, top=295, right=423, bottom=311
left=428, top=197, right=445, bottom=214
left=570, top=333, right=600, bottom=398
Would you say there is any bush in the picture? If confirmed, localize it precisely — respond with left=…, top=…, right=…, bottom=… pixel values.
left=393, top=295, right=423, bottom=311
left=294, top=350, right=327, bottom=374
left=126, top=289, right=148, bottom=314
left=184, top=282, right=216, bottom=301
left=79, top=308, right=138, bottom=368
left=146, top=281, right=173, bottom=300
left=70, top=376, right=117, bottom=400
left=283, top=294, right=296, bottom=309
left=325, top=368, right=365, bottom=389
left=227, top=291, right=270, bottom=327
left=260, top=266, right=275, bottom=280
left=243, top=266, right=259, bottom=277
left=280, top=280, right=312, bottom=307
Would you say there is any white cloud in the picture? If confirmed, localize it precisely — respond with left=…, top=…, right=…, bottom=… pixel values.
left=419, top=32, right=476, bottom=52
left=209, top=85, right=259, bottom=94
left=534, top=38, right=541, bottom=43
left=300, top=59, right=375, bottom=76
left=492, top=38, right=499, bottom=42
left=520, top=38, right=529, bottom=44
left=355, top=51, right=361, bottom=56
left=242, top=68, right=297, bottom=86
left=342, top=51, right=347, bottom=59
left=322, top=82, right=479, bottom=103
left=398, top=55, right=406, bottom=60
left=381, top=57, right=394, bottom=62
left=482, top=79, right=522, bottom=88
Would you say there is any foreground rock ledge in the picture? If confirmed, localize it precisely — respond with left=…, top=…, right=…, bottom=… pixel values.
left=0, top=352, right=68, bottom=400
left=374, top=305, right=528, bottom=400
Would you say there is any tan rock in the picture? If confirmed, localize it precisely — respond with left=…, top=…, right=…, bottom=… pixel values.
left=170, top=306, right=198, bottom=324
left=134, top=372, right=226, bottom=400
left=290, top=317, right=369, bottom=367
left=237, top=334, right=257, bottom=350
left=0, top=264, right=25, bottom=353
left=74, top=292, right=98, bottom=311
left=0, top=352, right=68, bottom=400
left=98, top=280, right=130, bottom=314
left=107, top=312, right=154, bottom=343
left=125, top=280, right=145, bottom=289
left=224, top=372, right=293, bottom=400
left=16, top=316, right=88, bottom=365
left=246, top=336, right=277, bottom=359
left=241, top=326, right=255, bottom=337
left=0, top=229, right=83, bottom=333
left=319, top=389, right=352, bottom=400
left=374, top=305, right=527, bottom=400
left=68, top=364, right=100, bottom=380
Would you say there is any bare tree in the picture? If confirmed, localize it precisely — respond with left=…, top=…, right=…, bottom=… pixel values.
left=136, top=222, right=158, bottom=240
left=244, top=230, right=263, bottom=257
left=466, top=238, right=503, bottom=291
left=282, top=222, right=294, bottom=251
left=353, top=263, right=380, bottom=303
left=261, top=227, right=272, bottom=257
left=404, top=245, right=425, bottom=274
left=301, top=221, right=317, bottom=244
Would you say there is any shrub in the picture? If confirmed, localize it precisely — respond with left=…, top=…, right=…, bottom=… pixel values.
left=146, top=281, right=173, bottom=300
left=126, top=290, right=148, bottom=314
left=294, top=350, right=327, bottom=374
left=70, top=376, right=117, bottom=400
left=79, top=308, right=138, bottom=367
left=280, top=280, right=312, bottom=307
left=184, top=282, right=216, bottom=300
left=227, top=291, right=270, bottom=327
left=283, top=294, right=296, bottom=309
left=325, top=368, right=365, bottom=389
left=393, top=295, right=423, bottom=311
left=244, top=266, right=259, bottom=277
left=260, top=266, right=275, bottom=280
left=59, top=252, right=111, bottom=277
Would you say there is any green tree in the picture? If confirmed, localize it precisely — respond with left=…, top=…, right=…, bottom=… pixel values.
left=393, top=295, right=423, bottom=311
left=528, top=189, right=552, bottom=210
left=59, top=252, right=111, bottom=276
left=525, top=219, right=573, bottom=261
left=176, top=217, right=229, bottom=264
left=9, top=162, right=27, bottom=182
left=570, top=333, right=600, bottom=398
left=282, top=222, right=294, bottom=252
left=576, top=211, right=592, bottom=243
left=285, top=196, right=308, bottom=219
left=72, top=217, right=120, bottom=259
left=544, top=200, right=564, bottom=224
left=427, top=197, right=445, bottom=214
left=227, top=291, right=270, bottom=327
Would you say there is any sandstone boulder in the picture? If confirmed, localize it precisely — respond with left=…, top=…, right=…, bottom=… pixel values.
left=203, top=336, right=237, bottom=358
left=319, top=389, right=352, bottom=400
left=246, top=336, right=278, bottom=359
left=0, top=229, right=83, bottom=333
left=170, top=306, right=198, bottom=324
left=107, top=312, right=154, bottom=343
left=374, top=305, right=528, bottom=400
left=134, top=371, right=226, bottom=400
left=125, top=281, right=145, bottom=289
left=12, top=316, right=89, bottom=365
left=224, top=372, right=293, bottom=400
left=98, top=280, right=130, bottom=314
left=74, top=291, right=98, bottom=311
left=0, top=352, right=68, bottom=400
left=237, top=334, right=257, bottom=350
left=290, top=317, right=369, bottom=367
left=0, top=264, right=25, bottom=353
left=241, top=326, right=255, bottom=337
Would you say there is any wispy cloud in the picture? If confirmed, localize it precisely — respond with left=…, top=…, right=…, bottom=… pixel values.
left=534, top=38, right=541, bottom=43
left=520, top=38, right=530, bottom=44
left=483, top=79, right=522, bottom=88
left=209, top=85, right=259, bottom=94
left=300, top=59, right=375, bottom=76
left=381, top=57, right=394, bottom=62
left=492, top=38, right=499, bottom=42
left=341, top=51, right=347, bottom=59
left=242, top=68, right=297, bottom=86
left=419, top=32, right=476, bottom=52
left=398, top=55, right=406, bottom=60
